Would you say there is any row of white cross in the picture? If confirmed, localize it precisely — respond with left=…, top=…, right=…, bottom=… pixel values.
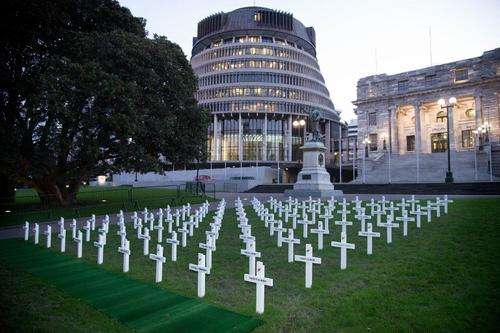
left=22, top=201, right=228, bottom=291
left=234, top=194, right=453, bottom=314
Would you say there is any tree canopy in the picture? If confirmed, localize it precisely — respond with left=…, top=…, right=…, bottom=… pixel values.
left=0, top=0, right=208, bottom=204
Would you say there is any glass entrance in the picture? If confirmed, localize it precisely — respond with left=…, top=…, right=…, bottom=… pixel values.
left=431, top=132, right=448, bottom=153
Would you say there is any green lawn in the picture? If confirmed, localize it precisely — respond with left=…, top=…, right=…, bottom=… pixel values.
left=1, top=198, right=499, bottom=332
left=0, top=186, right=214, bottom=226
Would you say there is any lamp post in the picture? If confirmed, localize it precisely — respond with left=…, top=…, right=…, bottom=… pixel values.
left=437, top=97, right=456, bottom=183
left=362, top=137, right=371, bottom=184
left=293, top=118, right=306, bottom=170
left=476, top=123, right=493, bottom=182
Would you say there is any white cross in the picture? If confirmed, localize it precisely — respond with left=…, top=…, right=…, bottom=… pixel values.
left=83, top=221, right=91, bottom=242
left=407, top=195, right=420, bottom=212
left=372, top=204, right=385, bottom=226
left=74, top=230, right=83, bottom=258
left=438, top=195, right=453, bottom=214
left=310, top=220, right=329, bottom=250
left=297, top=215, right=314, bottom=238
left=154, top=219, right=164, bottom=243
left=420, top=204, right=432, bottom=223
left=244, top=261, right=273, bottom=314
left=272, top=220, right=286, bottom=247
left=378, top=217, right=400, bottom=243
left=355, top=207, right=371, bottom=233
left=358, top=223, right=380, bottom=255
left=165, top=215, right=174, bottom=234
left=366, top=198, right=378, bottom=215
left=58, top=228, right=66, bottom=252
left=189, top=253, right=210, bottom=298
left=430, top=200, right=441, bottom=218
left=239, top=227, right=255, bottom=244
left=385, top=202, right=399, bottom=221
left=294, top=243, right=322, bottom=288
left=118, top=239, right=131, bottom=272
left=396, top=211, right=415, bottom=236
left=138, top=227, right=151, bottom=255
left=199, top=234, right=216, bottom=270
left=335, top=217, right=353, bottom=234
left=33, top=223, right=39, bottom=245
left=319, top=209, right=333, bottom=232
left=241, top=239, right=261, bottom=276
left=330, top=231, right=355, bottom=270
left=23, top=221, right=29, bottom=241
left=282, top=228, right=301, bottom=263
left=149, top=244, right=166, bottom=283
left=410, top=205, right=426, bottom=228
left=43, top=225, right=51, bottom=248
left=58, top=217, right=65, bottom=232
left=166, top=231, right=180, bottom=261
left=178, top=223, right=189, bottom=247
left=116, top=220, right=126, bottom=243
left=93, top=233, right=105, bottom=265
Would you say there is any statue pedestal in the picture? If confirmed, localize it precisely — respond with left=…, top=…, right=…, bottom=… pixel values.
left=284, top=141, right=343, bottom=199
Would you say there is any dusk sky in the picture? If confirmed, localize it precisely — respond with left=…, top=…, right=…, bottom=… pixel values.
left=119, top=0, right=500, bottom=122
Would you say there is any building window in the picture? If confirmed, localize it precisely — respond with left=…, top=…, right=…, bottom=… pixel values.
left=262, top=36, right=273, bottom=43
left=368, top=112, right=377, bottom=126
left=398, top=80, right=409, bottom=92
left=455, top=68, right=469, bottom=82
left=436, top=111, right=447, bottom=123
left=369, top=133, right=378, bottom=151
left=425, top=74, right=436, bottom=87
left=406, top=135, right=415, bottom=152
left=462, top=130, right=474, bottom=148
left=465, top=109, right=475, bottom=118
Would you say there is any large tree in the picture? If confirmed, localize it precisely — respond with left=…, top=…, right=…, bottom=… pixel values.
left=0, top=0, right=208, bottom=205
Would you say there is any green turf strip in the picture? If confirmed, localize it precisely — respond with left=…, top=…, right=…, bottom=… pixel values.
left=0, top=239, right=263, bottom=333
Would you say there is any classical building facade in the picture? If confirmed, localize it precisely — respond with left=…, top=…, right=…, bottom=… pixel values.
left=191, top=7, right=344, bottom=178
left=353, top=48, right=500, bottom=182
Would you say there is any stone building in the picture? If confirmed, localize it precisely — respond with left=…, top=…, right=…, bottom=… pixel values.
left=191, top=7, right=345, bottom=181
left=353, top=48, right=500, bottom=183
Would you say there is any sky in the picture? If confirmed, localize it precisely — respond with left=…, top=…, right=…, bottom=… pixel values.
left=118, top=0, right=500, bottom=122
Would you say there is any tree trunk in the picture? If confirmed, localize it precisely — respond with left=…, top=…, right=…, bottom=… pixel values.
left=0, top=173, right=16, bottom=203
left=34, top=180, right=79, bottom=206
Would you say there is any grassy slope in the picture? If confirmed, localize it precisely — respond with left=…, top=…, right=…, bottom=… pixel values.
left=0, top=187, right=213, bottom=226
left=1, top=198, right=499, bottom=332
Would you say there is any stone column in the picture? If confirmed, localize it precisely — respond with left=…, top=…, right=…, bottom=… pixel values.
left=474, top=94, right=482, bottom=128
left=389, top=107, right=398, bottom=154
left=287, top=116, right=293, bottom=161
left=263, top=113, right=268, bottom=161
left=414, top=102, right=421, bottom=183
left=213, top=114, right=218, bottom=161
left=238, top=113, right=243, bottom=161
left=325, top=120, right=331, bottom=159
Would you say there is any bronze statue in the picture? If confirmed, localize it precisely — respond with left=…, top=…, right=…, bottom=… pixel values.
left=307, top=109, right=324, bottom=143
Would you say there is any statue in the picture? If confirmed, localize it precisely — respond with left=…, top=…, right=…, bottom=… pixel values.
left=306, top=109, right=324, bottom=143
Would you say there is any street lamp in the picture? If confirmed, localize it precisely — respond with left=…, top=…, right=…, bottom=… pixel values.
left=437, top=97, right=457, bottom=183
left=361, top=137, right=371, bottom=183
left=293, top=118, right=306, bottom=169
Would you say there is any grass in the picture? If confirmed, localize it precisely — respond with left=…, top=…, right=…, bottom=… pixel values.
left=0, top=186, right=214, bottom=226
left=1, top=197, right=500, bottom=332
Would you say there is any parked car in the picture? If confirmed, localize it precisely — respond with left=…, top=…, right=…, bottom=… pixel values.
left=192, top=175, right=213, bottom=182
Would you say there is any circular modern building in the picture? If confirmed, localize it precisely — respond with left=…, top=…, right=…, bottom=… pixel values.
left=191, top=6, right=344, bottom=180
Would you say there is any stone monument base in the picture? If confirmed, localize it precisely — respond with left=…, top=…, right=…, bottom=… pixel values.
left=285, top=141, right=343, bottom=199
left=283, top=188, right=344, bottom=200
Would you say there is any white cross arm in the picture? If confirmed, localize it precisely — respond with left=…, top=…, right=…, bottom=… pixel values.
left=294, top=255, right=322, bottom=264
left=149, top=254, right=166, bottom=263
left=166, top=239, right=180, bottom=245
left=331, top=241, right=355, bottom=249
left=93, top=241, right=104, bottom=248
left=244, top=274, right=273, bottom=287
left=189, top=264, right=210, bottom=274
left=358, top=231, right=381, bottom=237
left=118, top=247, right=131, bottom=255
left=241, top=249, right=261, bottom=257
left=199, top=243, right=215, bottom=251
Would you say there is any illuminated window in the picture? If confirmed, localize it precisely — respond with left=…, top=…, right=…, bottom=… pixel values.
left=462, top=130, right=474, bottom=148
left=436, top=111, right=447, bottom=123
left=465, top=109, right=475, bottom=118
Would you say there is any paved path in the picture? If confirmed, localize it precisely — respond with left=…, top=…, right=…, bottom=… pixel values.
left=2, top=192, right=497, bottom=240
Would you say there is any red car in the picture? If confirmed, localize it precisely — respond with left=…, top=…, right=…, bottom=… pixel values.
left=192, top=175, right=213, bottom=182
